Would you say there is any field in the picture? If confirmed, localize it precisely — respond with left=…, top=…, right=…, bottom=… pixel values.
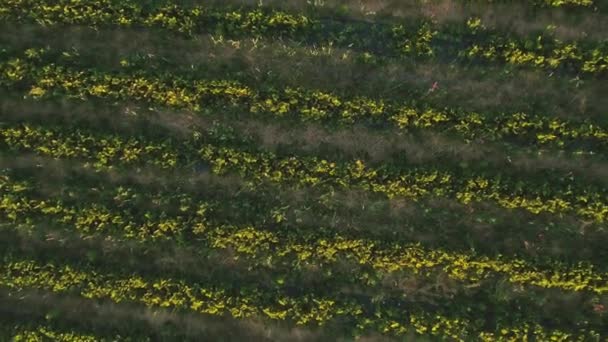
left=1, top=0, right=608, bottom=340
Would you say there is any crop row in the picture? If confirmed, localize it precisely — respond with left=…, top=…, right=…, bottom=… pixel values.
left=0, top=255, right=603, bottom=341
left=199, top=144, right=608, bottom=223
left=3, top=159, right=608, bottom=271
left=3, top=173, right=608, bottom=296
left=456, top=18, right=608, bottom=75
left=0, top=300, right=207, bottom=341
left=2, top=54, right=608, bottom=154
left=2, top=124, right=607, bottom=223
left=4, top=209, right=608, bottom=341
left=5, top=162, right=604, bottom=336
left=542, top=0, right=595, bottom=7
left=1, top=0, right=606, bottom=75
left=10, top=326, right=102, bottom=342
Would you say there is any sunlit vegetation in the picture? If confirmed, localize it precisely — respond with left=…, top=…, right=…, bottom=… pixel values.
left=1, top=0, right=607, bottom=340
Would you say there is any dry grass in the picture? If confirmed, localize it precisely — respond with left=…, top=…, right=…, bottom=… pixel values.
left=196, top=0, right=608, bottom=40
left=233, top=118, right=608, bottom=187
left=0, top=153, right=247, bottom=201
left=0, top=288, right=307, bottom=341
left=512, top=152, right=608, bottom=183
left=300, top=0, right=608, bottom=41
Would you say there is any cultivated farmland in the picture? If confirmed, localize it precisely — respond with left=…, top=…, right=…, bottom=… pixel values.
left=1, top=0, right=608, bottom=340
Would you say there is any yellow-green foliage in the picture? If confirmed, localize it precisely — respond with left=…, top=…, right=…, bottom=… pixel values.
left=543, top=0, right=594, bottom=7
left=2, top=175, right=608, bottom=294
left=0, top=0, right=311, bottom=36
left=0, top=257, right=601, bottom=340
left=2, top=125, right=607, bottom=222
left=2, top=56, right=607, bottom=153
left=0, top=0, right=606, bottom=75
left=12, top=327, right=101, bottom=342
left=0, top=1, right=606, bottom=340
